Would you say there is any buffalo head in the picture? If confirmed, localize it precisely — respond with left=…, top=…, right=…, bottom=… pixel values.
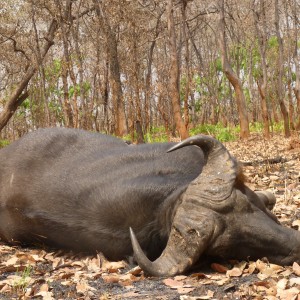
left=130, top=135, right=300, bottom=276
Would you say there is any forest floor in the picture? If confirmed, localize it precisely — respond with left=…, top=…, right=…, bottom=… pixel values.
left=0, top=132, right=300, bottom=300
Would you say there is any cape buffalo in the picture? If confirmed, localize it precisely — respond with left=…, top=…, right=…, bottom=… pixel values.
left=0, top=127, right=299, bottom=276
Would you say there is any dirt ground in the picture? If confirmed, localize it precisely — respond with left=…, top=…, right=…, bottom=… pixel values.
left=0, top=133, right=300, bottom=300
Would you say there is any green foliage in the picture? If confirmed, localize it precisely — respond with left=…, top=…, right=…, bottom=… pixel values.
left=268, top=36, right=279, bottom=49
left=20, top=98, right=30, bottom=109
left=214, top=57, right=223, bottom=73
left=122, top=127, right=169, bottom=144
left=0, top=139, right=10, bottom=148
left=190, top=124, right=238, bottom=142
left=180, top=74, right=193, bottom=104
left=250, top=122, right=264, bottom=133
left=244, top=88, right=251, bottom=105
left=271, top=121, right=284, bottom=132
left=144, top=131, right=168, bottom=143
left=218, top=77, right=231, bottom=99
left=251, top=40, right=263, bottom=80
left=69, top=82, right=91, bottom=98
left=45, top=58, right=62, bottom=80
left=250, top=121, right=284, bottom=134
left=123, top=122, right=286, bottom=144
left=13, top=265, right=32, bottom=293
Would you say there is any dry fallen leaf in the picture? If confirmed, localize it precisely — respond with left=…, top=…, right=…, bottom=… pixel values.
left=102, top=260, right=127, bottom=273
left=163, top=278, right=184, bottom=289
left=276, top=287, right=300, bottom=300
left=180, top=296, right=199, bottom=300
left=121, top=291, right=140, bottom=297
left=76, top=280, right=89, bottom=294
left=256, top=260, right=284, bottom=280
left=216, top=277, right=230, bottom=286
left=292, top=262, right=300, bottom=276
left=226, top=262, right=247, bottom=277
left=277, top=278, right=288, bottom=290
left=289, top=277, right=300, bottom=286
left=266, top=287, right=277, bottom=296
left=174, top=275, right=187, bottom=281
left=127, top=266, right=142, bottom=276
left=190, top=273, right=207, bottom=279
left=211, top=263, right=228, bottom=273
left=253, top=280, right=271, bottom=288
left=102, top=274, right=120, bottom=284
left=177, top=286, right=195, bottom=294
left=2, top=256, right=19, bottom=266
left=191, top=290, right=214, bottom=299
left=226, top=267, right=243, bottom=277
left=35, top=291, right=55, bottom=300
left=38, top=283, right=50, bottom=292
left=245, top=261, right=257, bottom=274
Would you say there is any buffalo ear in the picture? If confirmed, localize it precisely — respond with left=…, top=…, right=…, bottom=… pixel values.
left=255, top=191, right=276, bottom=211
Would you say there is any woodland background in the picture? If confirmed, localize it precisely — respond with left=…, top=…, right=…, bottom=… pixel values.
left=0, top=0, right=300, bottom=143
left=1, top=1, right=300, bottom=299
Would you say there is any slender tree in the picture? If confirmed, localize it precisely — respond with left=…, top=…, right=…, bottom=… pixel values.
left=274, top=0, right=290, bottom=137
left=217, top=0, right=250, bottom=139
left=0, top=19, right=58, bottom=131
left=93, top=0, right=127, bottom=136
left=253, top=0, right=270, bottom=138
left=167, top=0, right=189, bottom=139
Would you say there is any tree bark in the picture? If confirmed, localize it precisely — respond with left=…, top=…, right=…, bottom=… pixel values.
left=253, top=0, right=270, bottom=138
left=167, top=0, right=189, bottom=140
left=93, top=0, right=127, bottom=137
left=292, top=0, right=300, bottom=129
left=274, top=0, right=290, bottom=137
left=31, top=4, right=51, bottom=127
left=55, top=0, right=74, bottom=128
left=144, top=10, right=163, bottom=133
left=132, top=26, right=143, bottom=131
left=71, top=1, right=88, bottom=129
left=217, top=0, right=249, bottom=139
left=0, top=19, right=58, bottom=131
left=181, top=0, right=190, bottom=130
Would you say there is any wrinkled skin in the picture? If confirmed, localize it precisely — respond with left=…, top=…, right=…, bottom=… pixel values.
left=0, top=128, right=299, bottom=277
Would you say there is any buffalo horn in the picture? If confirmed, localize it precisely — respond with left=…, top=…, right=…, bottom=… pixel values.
left=130, top=135, right=237, bottom=276
left=168, top=135, right=238, bottom=209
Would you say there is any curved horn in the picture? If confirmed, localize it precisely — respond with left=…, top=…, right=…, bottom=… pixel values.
left=130, top=135, right=235, bottom=276
left=168, top=135, right=238, bottom=209
left=130, top=204, right=216, bottom=276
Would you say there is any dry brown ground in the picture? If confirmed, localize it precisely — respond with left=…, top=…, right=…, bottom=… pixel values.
left=0, top=133, right=300, bottom=300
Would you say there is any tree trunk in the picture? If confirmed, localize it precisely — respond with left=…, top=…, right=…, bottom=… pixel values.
left=292, top=0, right=300, bottom=129
left=132, top=27, right=143, bottom=130
left=31, top=4, right=51, bottom=127
left=56, top=0, right=74, bottom=127
left=253, top=0, right=270, bottom=138
left=0, top=19, right=58, bottom=131
left=167, top=0, right=189, bottom=140
left=157, top=93, right=171, bottom=140
left=144, top=11, right=163, bottom=133
left=274, top=0, right=290, bottom=137
left=93, top=0, right=127, bottom=136
left=288, top=80, right=295, bottom=130
left=181, top=0, right=190, bottom=130
left=217, top=0, right=250, bottom=139
left=71, top=3, right=88, bottom=129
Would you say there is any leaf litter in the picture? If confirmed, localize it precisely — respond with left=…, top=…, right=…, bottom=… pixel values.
left=0, top=133, right=300, bottom=299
